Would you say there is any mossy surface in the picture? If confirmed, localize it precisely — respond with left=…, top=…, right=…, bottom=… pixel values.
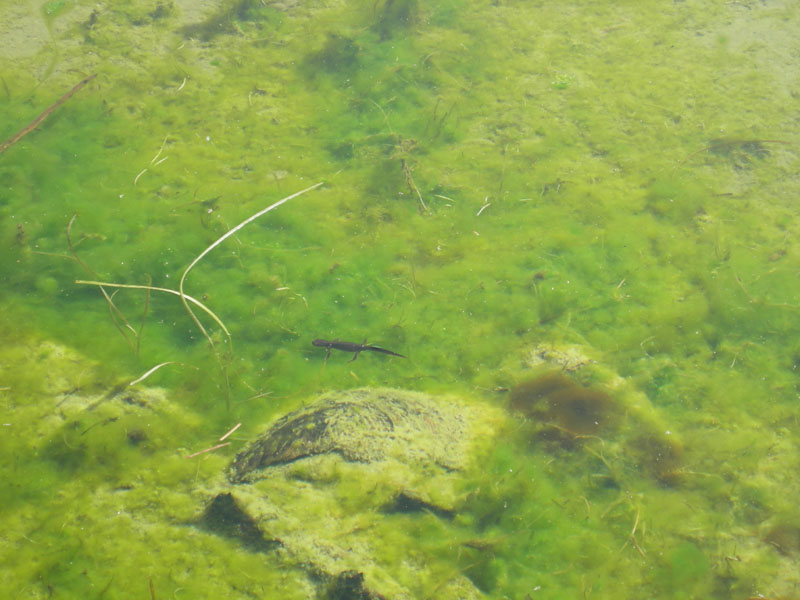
left=1, top=0, right=799, bottom=598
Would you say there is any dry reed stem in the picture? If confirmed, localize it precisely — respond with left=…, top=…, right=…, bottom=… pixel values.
left=71, top=185, right=322, bottom=409
left=185, top=442, right=230, bottom=459
left=74, top=280, right=231, bottom=338
left=219, top=422, right=241, bottom=441
left=129, top=361, right=192, bottom=386
left=178, top=182, right=324, bottom=348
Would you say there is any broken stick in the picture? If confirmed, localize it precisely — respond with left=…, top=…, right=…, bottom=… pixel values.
left=0, top=73, right=97, bottom=155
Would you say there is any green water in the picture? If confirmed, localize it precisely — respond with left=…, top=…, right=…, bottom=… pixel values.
left=1, top=0, right=799, bottom=598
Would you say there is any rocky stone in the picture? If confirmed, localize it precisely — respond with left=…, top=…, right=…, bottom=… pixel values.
left=203, top=387, right=505, bottom=599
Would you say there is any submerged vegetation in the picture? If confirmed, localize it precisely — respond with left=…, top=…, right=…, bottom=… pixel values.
left=1, top=0, right=799, bottom=598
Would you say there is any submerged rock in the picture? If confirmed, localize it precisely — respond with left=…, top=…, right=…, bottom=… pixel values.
left=204, top=387, right=504, bottom=600
left=229, top=388, right=467, bottom=483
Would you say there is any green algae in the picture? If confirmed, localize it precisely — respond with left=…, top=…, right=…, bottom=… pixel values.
left=1, top=0, right=800, bottom=598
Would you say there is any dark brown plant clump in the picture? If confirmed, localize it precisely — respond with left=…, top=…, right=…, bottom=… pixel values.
left=628, top=431, right=684, bottom=486
left=510, top=371, right=619, bottom=442
left=763, top=522, right=800, bottom=556
left=510, top=370, right=685, bottom=486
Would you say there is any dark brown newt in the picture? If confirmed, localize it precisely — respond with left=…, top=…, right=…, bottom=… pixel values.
left=312, top=339, right=406, bottom=362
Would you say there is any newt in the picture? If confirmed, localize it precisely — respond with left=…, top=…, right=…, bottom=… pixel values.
left=312, top=338, right=406, bottom=362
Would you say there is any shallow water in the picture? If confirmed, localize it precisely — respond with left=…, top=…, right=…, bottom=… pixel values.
left=1, top=1, right=799, bottom=598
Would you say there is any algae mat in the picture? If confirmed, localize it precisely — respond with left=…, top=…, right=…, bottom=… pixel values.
left=1, top=0, right=800, bottom=598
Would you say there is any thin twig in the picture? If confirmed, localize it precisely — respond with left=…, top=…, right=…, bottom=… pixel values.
left=67, top=215, right=137, bottom=348
left=65, top=214, right=97, bottom=277
left=219, top=422, right=241, bottom=441
left=185, top=442, right=230, bottom=459
left=129, top=362, right=189, bottom=386
left=0, top=74, right=96, bottom=155
left=402, top=159, right=427, bottom=211
left=106, top=289, right=138, bottom=341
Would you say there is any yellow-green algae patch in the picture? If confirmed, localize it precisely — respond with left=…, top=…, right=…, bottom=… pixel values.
left=0, top=330, right=311, bottom=598
left=1, top=0, right=800, bottom=598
